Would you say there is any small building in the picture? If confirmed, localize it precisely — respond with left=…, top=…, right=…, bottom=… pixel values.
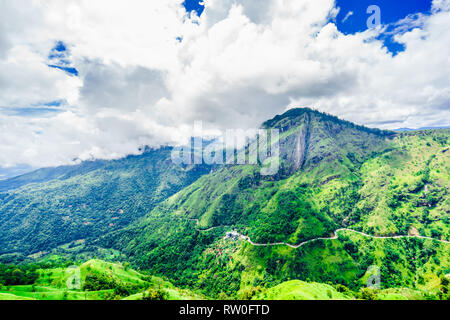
left=225, top=231, right=239, bottom=240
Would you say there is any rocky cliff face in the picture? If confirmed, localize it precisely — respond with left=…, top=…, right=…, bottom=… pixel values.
left=264, top=108, right=393, bottom=176
left=277, top=112, right=310, bottom=174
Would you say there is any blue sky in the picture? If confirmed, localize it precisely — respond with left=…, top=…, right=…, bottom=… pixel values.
left=335, top=0, right=431, bottom=33
left=335, top=0, right=432, bottom=54
left=183, top=0, right=204, bottom=16
left=47, top=41, right=79, bottom=76
left=182, top=0, right=433, bottom=55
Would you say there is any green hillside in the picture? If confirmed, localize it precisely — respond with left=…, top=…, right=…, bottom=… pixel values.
left=0, top=108, right=448, bottom=300
left=0, top=259, right=204, bottom=300
left=98, top=109, right=449, bottom=298
left=0, top=147, right=210, bottom=255
left=250, top=279, right=438, bottom=300
left=1, top=258, right=442, bottom=300
left=252, top=280, right=349, bottom=300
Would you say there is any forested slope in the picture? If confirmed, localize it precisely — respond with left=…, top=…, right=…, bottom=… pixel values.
left=0, top=147, right=210, bottom=254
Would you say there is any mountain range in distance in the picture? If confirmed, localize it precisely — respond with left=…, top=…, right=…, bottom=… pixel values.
left=394, top=126, right=450, bottom=132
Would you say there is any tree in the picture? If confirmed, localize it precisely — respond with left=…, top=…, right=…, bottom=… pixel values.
left=142, top=288, right=167, bottom=300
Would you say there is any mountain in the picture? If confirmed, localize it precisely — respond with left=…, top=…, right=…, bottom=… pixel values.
left=263, top=108, right=394, bottom=176
left=0, top=107, right=448, bottom=299
left=96, top=108, right=449, bottom=298
left=394, top=126, right=450, bottom=132
left=0, top=164, right=34, bottom=181
left=0, top=161, right=106, bottom=192
left=0, top=146, right=211, bottom=255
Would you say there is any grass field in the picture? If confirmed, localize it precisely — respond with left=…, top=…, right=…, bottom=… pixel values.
left=0, top=259, right=204, bottom=300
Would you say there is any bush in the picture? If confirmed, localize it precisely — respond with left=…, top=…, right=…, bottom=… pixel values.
left=83, top=272, right=116, bottom=291
left=142, top=288, right=168, bottom=300
left=358, top=288, right=378, bottom=300
left=240, top=286, right=262, bottom=300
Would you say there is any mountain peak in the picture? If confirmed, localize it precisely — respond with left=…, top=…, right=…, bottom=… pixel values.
left=261, top=107, right=317, bottom=129
left=262, top=107, right=395, bottom=176
left=262, top=107, right=394, bottom=137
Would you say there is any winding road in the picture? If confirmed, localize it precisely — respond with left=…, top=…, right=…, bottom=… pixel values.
left=189, top=218, right=450, bottom=248
left=236, top=228, right=450, bottom=249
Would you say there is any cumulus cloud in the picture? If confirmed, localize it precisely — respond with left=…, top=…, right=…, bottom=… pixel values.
left=0, top=0, right=449, bottom=169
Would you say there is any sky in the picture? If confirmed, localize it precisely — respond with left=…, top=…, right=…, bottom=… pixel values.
left=0, top=0, right=449, bottom=172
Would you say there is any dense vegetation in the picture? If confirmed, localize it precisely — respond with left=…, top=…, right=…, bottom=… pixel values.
left=1, top=257, right=447, bottom=300
left=0, top=108, right=448, bottom=300
left=0, top=147, right=210, bottom=254
left=0, top=263, right=38, bottom=286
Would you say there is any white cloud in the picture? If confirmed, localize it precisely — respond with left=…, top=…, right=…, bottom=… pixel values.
left=78, top=62, right=169, bottom=112
left=0, top=0, right=449, bottom=169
